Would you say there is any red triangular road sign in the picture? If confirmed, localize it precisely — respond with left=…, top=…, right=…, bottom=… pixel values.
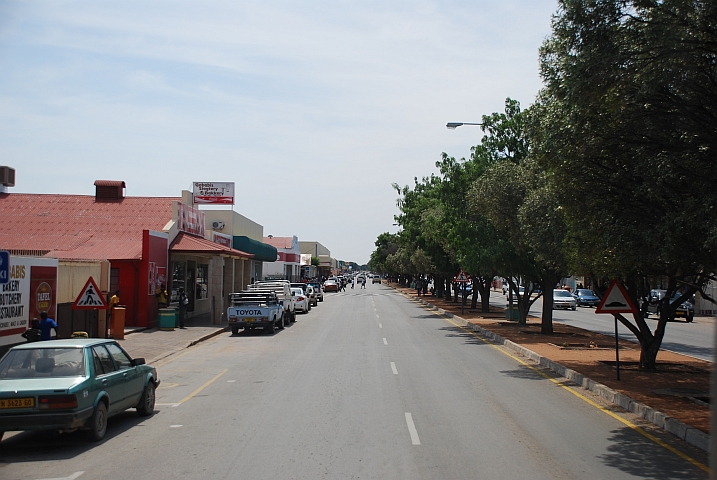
left=454, top=270, right=470, bottom=283
left=595, top=280, right=638, bottom=314
left=73, top=277, right=108, bottom=310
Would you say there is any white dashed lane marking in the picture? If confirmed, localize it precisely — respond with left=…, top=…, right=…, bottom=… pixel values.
left=405, top=413, right=421, bottom=445
left=383, top=338, right=388, bottom=345
left=391, top=362, right=398, bottom=375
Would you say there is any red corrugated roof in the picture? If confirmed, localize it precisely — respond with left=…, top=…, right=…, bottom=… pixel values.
left=0, top=193, right=179, bottom=260
left=170, top=232, right=253, bottom=258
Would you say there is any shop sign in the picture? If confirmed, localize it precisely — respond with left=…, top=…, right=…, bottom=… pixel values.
left=212, top=232, right=233, bottom=248
left=1, top=256, right=58, bottom=347
left=177, top=202, right=205, bottom=237
left=193, top=182, right=235, bottom=205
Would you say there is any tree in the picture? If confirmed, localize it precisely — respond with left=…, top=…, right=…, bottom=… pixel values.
left=534, top=0, right=717, bottom=368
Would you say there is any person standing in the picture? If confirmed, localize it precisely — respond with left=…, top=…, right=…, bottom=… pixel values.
left=22, top=319, right=42, bottom=342
left=108, top=290, right=120, bottom=322
left=416, top=278, right=422, bottom=297
left=38, top=312, right=58, bottom=341
left=155, top=284, right=169, bottom=308
left=178, top=288, right=188, bottom=329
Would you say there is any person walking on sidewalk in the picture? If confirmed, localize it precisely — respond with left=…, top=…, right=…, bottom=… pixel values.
left=155, top=284, right=169, bottom=308
left=38, top=312, right=58, bottom=341
left=178, top=288, right=188, bottom=329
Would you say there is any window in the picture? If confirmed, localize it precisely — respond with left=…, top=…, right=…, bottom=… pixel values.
left=92, top=346, right=116, bottom=375
left=196, top=264, right=208, bottom=300
left=0, top=348, right=85, bottom=379
left=106, top=343, right=132, bottom=370
left=172, top=261, right=186, bottom=303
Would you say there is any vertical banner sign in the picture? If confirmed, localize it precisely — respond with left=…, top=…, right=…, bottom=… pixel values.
left=193, top=182, right=235, bottom=205
left=177, top=202, right=206, bottom=237
left=1, top=256, right=58, bottom=348
left=0, top=251, right=9, bottom=284
left=148, top=262, right=157, bottom=295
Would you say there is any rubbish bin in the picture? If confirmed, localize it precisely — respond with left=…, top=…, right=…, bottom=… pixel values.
left=505, top=305, right=520, bottom=321
left=158, top=308, right=176, bottom=331
left=112, top=307, right=126, bottom=340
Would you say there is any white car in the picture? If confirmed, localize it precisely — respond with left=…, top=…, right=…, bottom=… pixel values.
left=553, top=289, right=577, bottom=310
left=291, top=287, right=310, bottom=313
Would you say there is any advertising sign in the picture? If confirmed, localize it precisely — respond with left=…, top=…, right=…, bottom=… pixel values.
left=177, top=202, right=206, bottom=237
left=211, top=231, right=233, bottom=248
left=0, top=251, right=8, bottom=284
left=193, top=182, right=235, bottom=205
left=1, top=256, right=58, bottom=348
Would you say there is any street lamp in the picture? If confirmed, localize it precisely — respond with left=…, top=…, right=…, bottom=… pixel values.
left=446, top=122, right=483, bottom=129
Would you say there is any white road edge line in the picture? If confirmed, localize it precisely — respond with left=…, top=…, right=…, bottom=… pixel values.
left=405, top=413, right=421, bottom=445
left=156, top=403, right=180, bottom=407
left=37, top=472, right=85, bottom=480
left=391, top=362, right=398, bottom=375
left=383, top=338, right=388, bottom=345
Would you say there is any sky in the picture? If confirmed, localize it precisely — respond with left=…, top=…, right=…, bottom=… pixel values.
left=0, top=0, right=559, bottom=264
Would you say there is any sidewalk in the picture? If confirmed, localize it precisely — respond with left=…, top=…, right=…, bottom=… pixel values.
left=118, top=313, right=228, bottom=364
left=390, top=283, right=711, bottom=452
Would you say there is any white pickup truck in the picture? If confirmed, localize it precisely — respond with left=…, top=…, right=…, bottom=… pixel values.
left=227, top=290, right=284, bottom=334
left=248, top=281, right=296, bottom=324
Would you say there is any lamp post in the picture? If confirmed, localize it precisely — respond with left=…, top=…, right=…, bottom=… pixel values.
left=446, top=122, right=484, bottom=129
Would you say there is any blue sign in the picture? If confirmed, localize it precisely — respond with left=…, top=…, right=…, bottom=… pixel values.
left=0, top=251, right=8, bottom=284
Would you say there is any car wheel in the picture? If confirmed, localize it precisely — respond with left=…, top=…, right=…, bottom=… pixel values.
left=687, top=314, right=694, bottom=323
left=231, top=325, right=239, bottom=335
left=277, top=316, right=285, bottom=330
left=291, top=311, right=297, bottom=322
left=137, top=382, right=156, bottom=417
left=319, top=297, right=323, bottom=302
left=88, top=401, right=108, bottom=442
left=266, top=319, right=276, bottom=334
left=571, top=306, right=576, bottom=311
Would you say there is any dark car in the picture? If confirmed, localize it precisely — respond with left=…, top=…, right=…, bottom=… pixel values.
left=646, top=289, right=695, bottom=322
left=0, top=339, right=159, bottom=443
left=575, top=289, right=600, bottom=307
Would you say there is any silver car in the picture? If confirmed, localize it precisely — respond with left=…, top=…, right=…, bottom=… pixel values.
left=553, top=290, right=577, bottom=310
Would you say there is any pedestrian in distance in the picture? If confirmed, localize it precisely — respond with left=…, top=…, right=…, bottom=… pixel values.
left=178, top=288, right=188, bottom=329
left=22, top=319, right=42, bottom=343
left=155, top=283, right=169, bottom=308
left=108, top=290, right=120, bottom=323
left=416, top=278, right=422, bottom=297
left=38, top=312, right=58, bottom=341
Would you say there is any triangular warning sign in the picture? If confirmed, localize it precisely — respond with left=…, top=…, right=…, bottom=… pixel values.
left=454, top=270, right=470, bottom=283
left=595, top=280, right=638, bottom=314
left=73, top=277, right=108, bottom=310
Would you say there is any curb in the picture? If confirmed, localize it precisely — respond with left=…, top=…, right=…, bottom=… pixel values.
left=148, top=326, right=229, bottom=364
left=398, top=288, right=710, bottom=452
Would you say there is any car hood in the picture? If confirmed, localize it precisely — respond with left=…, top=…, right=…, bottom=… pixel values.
left=0, top=376, right=87, bottom=393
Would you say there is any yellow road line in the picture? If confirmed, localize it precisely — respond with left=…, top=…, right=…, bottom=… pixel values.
left=407, top=293, right=710, bottom=473
left=177, top=369, right=228, bottom=405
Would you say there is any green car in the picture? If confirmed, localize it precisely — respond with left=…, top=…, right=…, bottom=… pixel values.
left=0, top=338, right=160, bottom=443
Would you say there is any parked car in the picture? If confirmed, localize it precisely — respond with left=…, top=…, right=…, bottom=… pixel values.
left=291, top=288, right=310, bottom=313
left=308, top=282, right=324, bottom=302
left=646, top=289, right=695, bottom=322
left=372, top=276, right=381, bottom=284
left=323, top=279, right=339, bottom=292
left=305, top=285, right=318, bottom=306
left=575, top=289, right=600, bottom=307
left=553, top=289, right=577, bottom=310
left=227, top=290, right=284, bottom=334
left=0, top=339, right=159, bottom=443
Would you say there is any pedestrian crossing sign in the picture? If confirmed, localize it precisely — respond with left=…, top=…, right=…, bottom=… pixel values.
left=454, top=270, right=470, bottom=283
left=73, top=277, right=108, bottom=310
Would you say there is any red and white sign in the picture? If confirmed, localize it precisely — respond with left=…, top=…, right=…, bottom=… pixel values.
left=212, top=231, right=233, bottom=248
left=595, top=280, right=638, bottom=314
left=454, top=270, right=470, bottom=283
left=73, top=277, right=108, bottom=310
left=177, top=202, right=206, bottom=237
left=193, top=182, right=235, bottom=205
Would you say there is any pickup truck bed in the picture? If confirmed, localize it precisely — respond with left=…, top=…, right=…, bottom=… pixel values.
left=227, top=291, right=284, bottom=335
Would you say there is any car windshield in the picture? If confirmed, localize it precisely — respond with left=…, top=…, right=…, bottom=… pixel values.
left=0, top=347, right=86, bottom=379
left=554, top=290, right=573, bottom=298
left=291, top=288, right=303, bottom=296
left=577, top=289, right=595, bottom=296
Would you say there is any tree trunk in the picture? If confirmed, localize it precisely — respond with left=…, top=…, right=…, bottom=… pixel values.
left=436, top=277, right=445, bottom=298
left=540, top=272, right=557, bottom=334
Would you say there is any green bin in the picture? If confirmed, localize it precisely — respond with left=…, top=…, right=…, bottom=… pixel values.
left=158, top=308, right=176, bottom=331
left=505, top=305, right=520, bottom=321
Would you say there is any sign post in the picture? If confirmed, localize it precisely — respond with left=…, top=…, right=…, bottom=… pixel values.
left=595, top=280, right=639, bottom=380
left=454, top=270, right=470, bottom=315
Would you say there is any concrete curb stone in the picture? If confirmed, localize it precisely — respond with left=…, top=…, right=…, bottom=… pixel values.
left=148, top=326, right=229, bottom=364
left=396, top=287, right=710, bottom=452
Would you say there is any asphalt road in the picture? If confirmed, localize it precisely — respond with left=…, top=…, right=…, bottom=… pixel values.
left=0, top=283, right=709, bottom=479
left=490, top=291, right=715, bottom=362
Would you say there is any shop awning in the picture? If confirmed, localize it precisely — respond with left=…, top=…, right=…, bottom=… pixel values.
left=233, top=236, right=278, bottom=262
left=170, top=232, right=254, bottom=259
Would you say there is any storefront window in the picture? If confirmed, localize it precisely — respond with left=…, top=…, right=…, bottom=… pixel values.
left=196, top=264, right=208, bottom=300
left=172, top=261, right=186, bottom=302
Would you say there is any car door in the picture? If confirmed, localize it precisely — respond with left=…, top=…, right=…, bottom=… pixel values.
left=105, top=342, right=144, bottom=409
left=91, top=345, right=126, bottom=415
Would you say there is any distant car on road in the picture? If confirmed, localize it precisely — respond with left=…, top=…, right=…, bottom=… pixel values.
left=372, top=276, right=381, bottom=284
left=575, top=289, right=600, bottom=307
left=646, top=289, right=694, bottom=322
left=291, top=287, right=310, bottom=313
left=308, top=283, right=324, bottom=302
left=0, top=339, right=159, bottom=443
left=323, top=279, right=339, bottom=292
left=553, top=289, right=577, bottom=310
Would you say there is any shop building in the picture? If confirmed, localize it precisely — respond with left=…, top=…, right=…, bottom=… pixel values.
left=263, top=236, right=301, bottom=281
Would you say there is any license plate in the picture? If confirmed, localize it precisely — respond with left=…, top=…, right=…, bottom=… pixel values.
left=244, top=318, right=256, bottom=322
left=0, top=397, right=35, bottom=409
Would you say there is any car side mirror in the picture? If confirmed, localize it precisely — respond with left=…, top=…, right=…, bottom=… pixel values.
left=132, top=358, right=146, bottom=366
